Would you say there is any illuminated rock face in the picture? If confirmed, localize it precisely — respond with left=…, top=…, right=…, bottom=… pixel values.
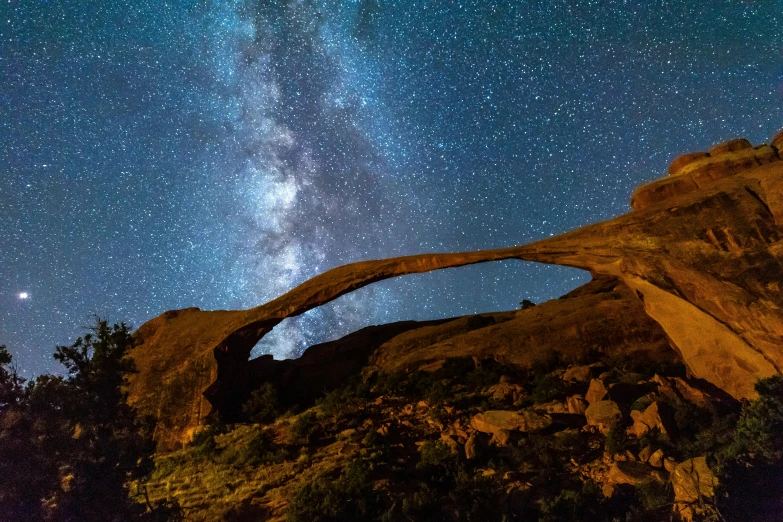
left=129, top=130, right=783, bottom=450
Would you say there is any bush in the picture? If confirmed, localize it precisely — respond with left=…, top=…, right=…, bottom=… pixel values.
left=714, top=375, right=783, bottom=520
left=630, top=396, right=653, bottom=412
left=242, top=383, right=281, bottom=424
left=418, top=440, right=453, bottom=469
left=604, top=422, right=629, bottom=455
left=635, top=480, right=672, bottom=513
left=393, top=469, right=504, bottom=522
left=446, top=469, right=504, bottom=521
left=637, top=427, right=668, bottom=450
left=0, top=319, right=179, bottom=521
left=317, top=377, right=370, bottom=419
left=286, top=459, right=381, bottom=522
left=189, top=422, right=225, bottom=456
left=290, top=411, right=319, bottom=445
left=539, top=482, right=605, bottom=522
left=220, top=429, right=289, bottom=467
left=529, top=374, right=566, bottom=404
left=370, top=357, right=519, bottom=405
left=728, top=375, right=783, bottom=461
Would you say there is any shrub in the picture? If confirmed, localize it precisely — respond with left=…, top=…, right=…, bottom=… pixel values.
left=286, top=459, right=381, bottom=522
left=446, top=469, right=504, bottom=521
left=635, top=480, right=672, bottom=513
left=394, top=469, right=504, bottom=522
left=222, top=429, right=289, bottom=467
left=439, top=357, right=476, bottom=379
left=539, top=482, right=604, bottom=522
left=363, top=429, right=380, bottom=447
left=637, top=427, right=668, bottom=450
left=317, top=377, right=372, bottom=421
left=728, top=375, right=783, bottom=461
left=630, top=396, right=653, bottom=412
left=290, top=411, right=319, bottom=445
left=242, top=383, right=281, bottom=424
left=604, top=422, right=629, bottom=455
left=189, top=422, right=225, bottom=456
left=417, top=440, right=453, bottom=469
left=529, top=374, right=566, bottom=404
left=552, top=429, right=585, bottom=455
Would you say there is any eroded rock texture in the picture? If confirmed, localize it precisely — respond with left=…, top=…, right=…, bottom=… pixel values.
left=129, top=130, right=783, bottom=450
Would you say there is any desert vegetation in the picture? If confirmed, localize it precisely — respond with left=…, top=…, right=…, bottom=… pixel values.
left=143, top=353, right=783, bottom=521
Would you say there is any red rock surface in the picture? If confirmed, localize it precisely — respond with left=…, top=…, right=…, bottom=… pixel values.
left=129, top=129, right=783, bottom=450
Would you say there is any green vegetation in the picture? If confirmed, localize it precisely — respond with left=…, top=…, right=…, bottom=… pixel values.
left=189, top=422, right=226, bottom=456
left=289, top=410, right=320, bottom=444
left=286, top=459, right=381, bottom=522
left=529, top=373, right=566, bottom=404
left=714, top=375, right=783, bottom=520
left=372, top=356, right=522, bottom=412
left=242, top=382, right=282, bottom=424
left=539, top=482, right=604, bottom=522
left=604, top=422, right=630, bottom=455
left=316, top=376, right=371, bottom=420
left=727, top=375, right=783, bottom=461
left=145, top=352, right=783, bottom=522
left=0, top=320, right=181, bottom=521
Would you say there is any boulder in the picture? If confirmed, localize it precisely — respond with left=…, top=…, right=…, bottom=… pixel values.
left=709, top=137, right=753, bottom=156
left=648, top=449, right=664, bottom=468
left=490, top=429, right=512, bottom=447
left=627, top=401, right=670, bottom=438
left=465, top=433, right=479, bottom=460
left=754, top=144, right=780, bottom=165
left=539, top=400, right=569, bottom=414
left=470, top=410, right=552, bottom=434
left=773, top=128, right=783, bottom=150
left=606, top=461, right=660, bottom=486
left=584, top=401, right=623, bottom=434
left=607, top=382, right=651, bottom=403
left=653, top=375, right=718, bottom=409
left=562, top=365, right=593, bottom=383
left=586, top=379, right=609, bottom=405
left=672, top=377, right=711, bottom=408
left=671, top=456, right=719, bottom=521
left=440, top=434, right=460, bottom=454
left=669, top=152, right=711, bottom=176
left=566, top=394, right=588, bottom=415
left=638, top=445, right=654, bottom=463
left=485, top=382, right=525, bottom=403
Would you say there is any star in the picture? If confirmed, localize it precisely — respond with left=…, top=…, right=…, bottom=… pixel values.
left=2, top=2, right=781, bottom=375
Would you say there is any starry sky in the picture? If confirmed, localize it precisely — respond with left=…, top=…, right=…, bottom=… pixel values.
left=2, top=1, right=782, bottom=376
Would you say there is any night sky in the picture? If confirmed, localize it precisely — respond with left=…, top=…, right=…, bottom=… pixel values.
left=2, top=2, right=782, bottom=376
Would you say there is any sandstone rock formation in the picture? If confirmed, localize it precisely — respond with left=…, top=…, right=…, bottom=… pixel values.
left=671, top=456, right=719, bottom=521
left=470, top=410, right=552, bottom=434
left=584, top=400, right=623, bottom=434
left=627, top=401, right=671, bottom=438
left=129, top=129, right=783, bottom=450
left=606, top=461, right=661, bottom=486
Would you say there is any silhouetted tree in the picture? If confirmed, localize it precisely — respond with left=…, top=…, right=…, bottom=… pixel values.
left=0, top=320, right=180, bottom=521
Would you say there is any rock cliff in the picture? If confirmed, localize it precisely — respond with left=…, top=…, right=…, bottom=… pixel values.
left=129, top=130, right=783, bottom=450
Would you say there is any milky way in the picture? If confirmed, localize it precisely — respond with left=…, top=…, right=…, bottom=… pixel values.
left=2, top=1, right=782, bottom=375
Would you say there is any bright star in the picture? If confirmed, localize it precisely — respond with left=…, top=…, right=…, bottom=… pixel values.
left=18, top=292, right=29, bottom=299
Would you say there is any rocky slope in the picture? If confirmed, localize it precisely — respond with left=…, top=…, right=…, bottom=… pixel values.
left=129, top=129, right=783, bottom=451
left=143, top=353, right=758, bottom=521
